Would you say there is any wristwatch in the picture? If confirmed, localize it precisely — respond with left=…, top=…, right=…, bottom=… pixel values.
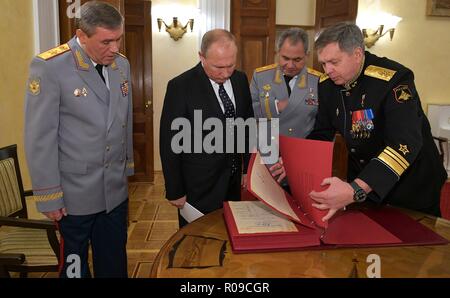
left=350, top=181, right=367, bottom=203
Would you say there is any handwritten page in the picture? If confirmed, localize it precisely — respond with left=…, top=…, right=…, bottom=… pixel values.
left=249, top=152, right=302, bottom=223
left=228, top=201, right=298, bottom=234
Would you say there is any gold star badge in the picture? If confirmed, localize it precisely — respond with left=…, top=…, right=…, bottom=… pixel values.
left=399, top=144, right=410, bottom=156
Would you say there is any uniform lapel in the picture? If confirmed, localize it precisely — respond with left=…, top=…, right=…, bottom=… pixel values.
left=281, top=67, right=308, bottom=120
left=68, top=38, right=110, bottom=104
left=106, top=61, right=121, bottom=131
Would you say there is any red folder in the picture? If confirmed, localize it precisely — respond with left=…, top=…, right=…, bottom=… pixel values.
left=223, top=137, right=448, bottom=253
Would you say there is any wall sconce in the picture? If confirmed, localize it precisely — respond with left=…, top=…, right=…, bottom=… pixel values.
left=362, top=25, right=396, bottom=48
left=157, top=17, right=194, bottom=41
left=358, top=13, right=402, bottom=48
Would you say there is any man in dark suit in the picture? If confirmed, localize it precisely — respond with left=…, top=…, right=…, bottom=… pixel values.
left=160, top=29, right=254, bottom=227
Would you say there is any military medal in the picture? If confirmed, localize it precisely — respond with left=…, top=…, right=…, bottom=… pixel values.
left=351, top=109, right=374, bottom=139
left=120, top=80, right=129, bottom=97
left=305, top=88, right=318, bottom=106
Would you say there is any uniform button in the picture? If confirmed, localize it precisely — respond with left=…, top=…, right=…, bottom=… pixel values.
left=105, top=163, right=110, bottom=168
left=350, top=148, right=356, bottom=153
left=121, top=140, right=125, bottom=145
left=288, top=128, right=293, bottom=133
left=360, top=160, right=365, bottom=164
left=106, top=146, right=111, bottom=152
left=122, top=123, right=126, bottom=128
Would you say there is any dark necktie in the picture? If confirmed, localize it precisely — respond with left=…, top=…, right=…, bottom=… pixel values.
left=218, top=84, right=238, bottom=174
left=95, top=64, right=106, bottom=84
left=218, top=84, right=235, bottom=118
left=284, top=75, right=293, bottom=96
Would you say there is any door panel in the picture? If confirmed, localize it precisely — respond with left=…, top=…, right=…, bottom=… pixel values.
left=231, top=0, right=276, bottom=81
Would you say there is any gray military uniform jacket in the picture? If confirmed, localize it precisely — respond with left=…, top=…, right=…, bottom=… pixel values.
left=250, top=64, right=321, bottom=138
left=25, top=37, right=134, bottom=215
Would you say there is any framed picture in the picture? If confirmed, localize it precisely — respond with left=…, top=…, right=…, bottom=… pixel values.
left=427, top=0, right=450, bottom=17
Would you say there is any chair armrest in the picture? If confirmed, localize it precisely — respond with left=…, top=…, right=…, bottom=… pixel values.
left=0, top=253, right=25, bottom=265
left=24, top=189, right=33, bottom=197
left=0, top=216, right=56, bottom=230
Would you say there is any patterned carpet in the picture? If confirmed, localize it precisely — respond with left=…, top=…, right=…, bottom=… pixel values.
left=21, top=172, right=179, bottom=278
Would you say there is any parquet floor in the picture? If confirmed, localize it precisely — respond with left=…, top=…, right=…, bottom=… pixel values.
left=24, top=172, right=179, bottom=278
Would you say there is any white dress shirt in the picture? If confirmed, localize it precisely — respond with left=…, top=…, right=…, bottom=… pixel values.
left=208, top=78, right=236, bottom=114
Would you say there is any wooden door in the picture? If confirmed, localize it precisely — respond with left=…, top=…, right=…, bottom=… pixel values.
left=313, top=0, right=358, bottom=70
left=124, top=0, right=154, bottom=182
left=58, top=0, right=154, bottom=182
left=230, top=0, right=276, bottom=81
left=59, top=0, right=125, bottom=44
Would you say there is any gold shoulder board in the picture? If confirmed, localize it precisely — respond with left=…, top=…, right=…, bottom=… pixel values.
left=364, top=65, right=396, bottom=82
left=319, top=74, right=330, bottom=83
left=116, top=52, right=127, bottom=59
left=37, top=44, right=70, bottom=60
left=256, top=64, right=277, bottom=73
left=307, top=68, right=323, bottom=77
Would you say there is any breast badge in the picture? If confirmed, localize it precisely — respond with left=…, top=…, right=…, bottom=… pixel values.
left=28, top=77, right=41, bottom=96
left=74, top=88, right=88, bottom=97
left=351, top=109, right=375, bottom=139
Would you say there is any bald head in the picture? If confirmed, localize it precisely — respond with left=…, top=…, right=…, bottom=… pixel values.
left=200, top=29, right=237, bottom=57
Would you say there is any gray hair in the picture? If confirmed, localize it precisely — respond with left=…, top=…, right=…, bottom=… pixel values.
left=315, top=22, right=364, bottom=54
left=276, top=28, right=309, bottom=53
left=76, top=1, right=124, bottom=37
left=200, top=29, right=237, bottom=57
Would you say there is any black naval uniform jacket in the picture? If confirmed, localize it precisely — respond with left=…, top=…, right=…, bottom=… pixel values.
left=308, top=51, right=447, bottom=216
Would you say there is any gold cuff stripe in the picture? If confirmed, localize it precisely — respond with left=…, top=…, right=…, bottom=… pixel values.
left=384, top=149, right=408, bottom=170
left=385, top=146, right=410, bottom=168
left=33, top=192, right=63, bottom=202
left=378, top=152, right=405, bottom=176
left=264, top=98, right=272, bottom=120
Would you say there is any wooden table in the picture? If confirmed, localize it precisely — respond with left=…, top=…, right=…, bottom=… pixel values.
left=150, top=208, right=450, bottom=278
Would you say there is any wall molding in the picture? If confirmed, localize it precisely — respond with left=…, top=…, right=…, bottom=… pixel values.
left=32, top=0, right=60, bottom=55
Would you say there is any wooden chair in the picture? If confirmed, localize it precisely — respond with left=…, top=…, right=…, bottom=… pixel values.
left=0, top=144, right=60, bottom=277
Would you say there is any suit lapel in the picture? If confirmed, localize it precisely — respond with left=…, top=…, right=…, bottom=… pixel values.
left=68, top=38, right=110, bottom=104
left=230, top=72, right=243, bottom=118
left=106, top=61, right=121, bottom=131
left=196, top=64, right=225, bottom=119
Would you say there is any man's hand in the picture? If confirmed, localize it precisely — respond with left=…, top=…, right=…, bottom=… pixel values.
left=276, top=98, right=289, bottom=113
left=43, top=208, right=67, bottom=221
left=169, top=195, right=187, bottom=209
left=309, top=177, right=354, bottom=222
left=269, top=157, right=286, bottom=183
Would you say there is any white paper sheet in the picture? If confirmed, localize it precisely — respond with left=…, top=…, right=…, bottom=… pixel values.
left=180, top=202, right=204, bottom=223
